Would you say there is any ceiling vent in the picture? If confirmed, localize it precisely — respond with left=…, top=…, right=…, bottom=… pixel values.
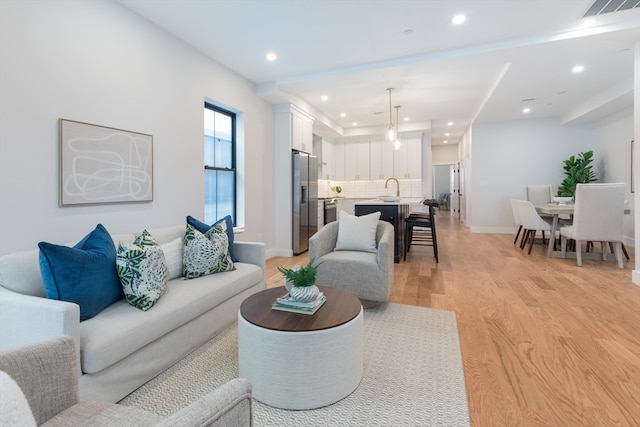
left=584, top=0, right=640, bottom=17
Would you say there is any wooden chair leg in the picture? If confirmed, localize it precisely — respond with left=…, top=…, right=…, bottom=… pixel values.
left=621, top=243, right=630, bottom=260
left=513, top=225, right=522, bottom=245
left=528, top=230, right=537, bottom=254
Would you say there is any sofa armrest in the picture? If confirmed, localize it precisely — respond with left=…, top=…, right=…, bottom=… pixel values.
left=233, top=242, right=265, bottom=270
left=376, top=221, right=394, bottom=273
left=0, top=336, right=79, bottom=425
left=0, top=287, right=80, bottom=359
left=309, top=221, right=339, bottom=260
left=157, top=378, right=252, bottom=427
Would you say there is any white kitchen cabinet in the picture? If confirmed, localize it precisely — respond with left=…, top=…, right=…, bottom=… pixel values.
left=333, top=142, right=345, bottom=181
left=370, top=139, right=394, bottom=180
left=321, top=138, right=334, bottom=180
left=393, top=136, right=422, bottom=179
left=344, top=140, right=370, bottom=180
left=274, top=104, right=314, bottom=153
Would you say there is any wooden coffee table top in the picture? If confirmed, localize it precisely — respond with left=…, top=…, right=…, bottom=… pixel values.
left=240, top=286, right=361, bottom=332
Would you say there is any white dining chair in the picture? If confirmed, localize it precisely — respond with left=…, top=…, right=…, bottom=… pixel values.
left=560, top=183, right=625, bottom=268
left=515, top=199, right=553, bottom=254
left=510, top=199, right=523, bottom=246
left=524, top=185, right=553, bottom=205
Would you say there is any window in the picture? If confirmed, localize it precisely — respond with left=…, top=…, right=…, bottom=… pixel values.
left=204, top=103, right=236, bottom=225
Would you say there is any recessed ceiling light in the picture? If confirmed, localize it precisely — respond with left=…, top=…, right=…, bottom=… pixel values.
left=447, top=121, right=454, bottom=126
left=452, top=14, right=466, bottom=25
left=581, top=19, right=596, bottom=27
left=266, top=52, right=277, bottom=61
left=445, top=133, right=450, bottom=137
left=523, top=108, right=531, bottom=113
left=403, top=117, right=409, bottom=121
left=352, top=122, right=357, bottom=126
left=340, top=112, right=346, bottom=118
left=572, top=65, right=584, bottom=73
left=443, top=140, right=448, bottom=144
left=321, top=95, right=328, bottom=101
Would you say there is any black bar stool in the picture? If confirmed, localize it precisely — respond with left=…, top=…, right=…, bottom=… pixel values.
left=404, top=201, right=438, bottom=263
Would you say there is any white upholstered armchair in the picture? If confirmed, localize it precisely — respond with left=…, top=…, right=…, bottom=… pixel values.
left=309, top=218, right=394, bottom=305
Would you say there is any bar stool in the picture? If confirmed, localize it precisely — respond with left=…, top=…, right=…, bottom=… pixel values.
left=404, top=203, right=438, bottom=263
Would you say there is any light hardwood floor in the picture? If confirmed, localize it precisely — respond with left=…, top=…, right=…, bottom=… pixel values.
left=265, top=215, right=640, bottom=426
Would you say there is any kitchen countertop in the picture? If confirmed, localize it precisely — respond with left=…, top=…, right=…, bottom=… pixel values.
left=355, top=198, right=423, bottom=206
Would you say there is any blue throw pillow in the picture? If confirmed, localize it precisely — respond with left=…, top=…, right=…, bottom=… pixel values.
left=38, top=224, right=124, bottom=321
left=186, top=215, right=238, bottom=262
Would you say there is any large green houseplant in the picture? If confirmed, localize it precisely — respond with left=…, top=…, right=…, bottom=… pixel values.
left=556, top=150, right=597, bottom=197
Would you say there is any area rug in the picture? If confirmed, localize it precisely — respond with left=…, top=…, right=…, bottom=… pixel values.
left=120, top=303, right=470, bottom=426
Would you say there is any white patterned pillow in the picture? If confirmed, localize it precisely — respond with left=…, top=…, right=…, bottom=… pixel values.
left=183, top=222, right=235, bottom=279
left=116, top=230, right=169, bottom=311
left=160, top=237, right=183, bottom=280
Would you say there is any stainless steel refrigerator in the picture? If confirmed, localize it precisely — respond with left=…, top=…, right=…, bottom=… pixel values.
left=292, top=151, right=318, bottom=255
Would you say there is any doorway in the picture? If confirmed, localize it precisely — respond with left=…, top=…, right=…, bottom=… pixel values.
left=433, top=164, right=454, bottom=215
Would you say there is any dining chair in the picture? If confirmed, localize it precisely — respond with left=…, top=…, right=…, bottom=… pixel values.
left=524, top=185, right=553, bottom=205
left=515, top=199, right=553, bottom=254
left=510, top=199, right=523, bottom=245
left=524, top=185, right=554, bottom=220
left=560, top=183, right=625, bottom=268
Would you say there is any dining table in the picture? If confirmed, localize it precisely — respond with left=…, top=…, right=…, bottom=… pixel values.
left=535, top=202, right=630, bottom=259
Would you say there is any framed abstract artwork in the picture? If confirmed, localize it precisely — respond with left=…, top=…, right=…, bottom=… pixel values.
left=59, top=119, right=153, bottom=206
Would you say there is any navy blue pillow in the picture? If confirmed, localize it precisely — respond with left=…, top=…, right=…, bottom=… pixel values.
left=38, top=224, right=124, bottom=321
left=186, top=215, right=238, bottom=262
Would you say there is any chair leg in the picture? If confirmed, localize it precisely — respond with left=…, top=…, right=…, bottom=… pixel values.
left=621, top=243, right=630, bottom=260
left=611, top=242, right=630, bottom=260
left=614, top=242, right=623, bottom=269
left=576, top=240, right=582, bottom=267
left=561, top=236, right=567, bottom=258
left=527, top=230, right=537, bottom=254
left=431, top=222, right=439, bottom=263
left=542, top=230, right=547, bottom=245
left=513, top=225, right=522, bottom=245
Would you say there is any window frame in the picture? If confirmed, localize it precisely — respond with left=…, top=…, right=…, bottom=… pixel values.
left=204, top=102, right=237, bottom=226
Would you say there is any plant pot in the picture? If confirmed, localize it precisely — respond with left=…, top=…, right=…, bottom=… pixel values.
left=289, top=284, right=320, bottom=303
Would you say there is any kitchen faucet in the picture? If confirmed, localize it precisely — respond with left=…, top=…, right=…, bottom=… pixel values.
left=385, top=177, right=400, bottom=197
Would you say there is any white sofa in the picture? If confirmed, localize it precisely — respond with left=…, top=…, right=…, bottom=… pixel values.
left=0, top=224, right=266, bottom=403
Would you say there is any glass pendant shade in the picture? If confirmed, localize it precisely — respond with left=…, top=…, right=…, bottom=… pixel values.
left=393, top=105, right=401, bottom=150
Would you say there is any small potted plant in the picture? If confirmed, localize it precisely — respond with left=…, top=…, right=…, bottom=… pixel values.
left=277, top=258, right=320, bottom=302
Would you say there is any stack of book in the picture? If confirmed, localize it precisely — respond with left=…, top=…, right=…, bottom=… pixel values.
left=271, top=292, right=327, bottom=315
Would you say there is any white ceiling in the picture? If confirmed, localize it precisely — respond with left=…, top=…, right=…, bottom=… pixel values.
left=117, top=0, right=640, bottom=146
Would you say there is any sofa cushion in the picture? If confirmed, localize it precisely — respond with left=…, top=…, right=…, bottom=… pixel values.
left=187, top=215, right=238, bottom=262
left=38, top=224, right=123, bottom=321
left=116, top=230, right=169, bottom=312
left=79, top=263, right=263, bottom=373
left=335, top=210, right=381, bottom=253
left=183, top=223, right=234, bottom=279
left=160, top=237, right=183, bottom=280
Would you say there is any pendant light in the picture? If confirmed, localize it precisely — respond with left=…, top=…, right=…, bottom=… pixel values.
left=393, top=105, right=401, bottom=151
left=386, top=88, right=395, bottom=142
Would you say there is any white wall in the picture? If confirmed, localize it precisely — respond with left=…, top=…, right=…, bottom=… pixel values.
left=469, top=118, right=595, bottom=233
left=594, top=108, right=635, bottom=246
left=432, top=144, right=459, bottom=164
left=0, top=0, right=275, bottom=254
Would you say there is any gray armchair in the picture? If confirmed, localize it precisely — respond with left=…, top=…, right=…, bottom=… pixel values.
left=0, top=337, right=252, bottom=427
left=309, top=220, right=394, bottom=305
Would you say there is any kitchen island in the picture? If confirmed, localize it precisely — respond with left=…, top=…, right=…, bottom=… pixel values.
left=355, top=198, right=423, bottom=263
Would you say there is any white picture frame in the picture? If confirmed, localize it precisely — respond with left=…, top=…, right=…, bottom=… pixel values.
left=59, top=119, right=153, bottom=206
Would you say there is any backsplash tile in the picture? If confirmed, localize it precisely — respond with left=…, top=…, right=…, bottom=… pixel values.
left=319, top=179, right=423, bottom=199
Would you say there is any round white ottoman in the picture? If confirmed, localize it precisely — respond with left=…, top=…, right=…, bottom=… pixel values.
left=238, top=286, right=363, bottom=410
